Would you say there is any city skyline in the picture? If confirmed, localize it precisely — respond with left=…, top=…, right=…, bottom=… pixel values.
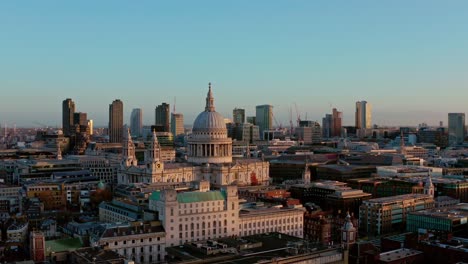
left=1, top=1, right=468, bottom=127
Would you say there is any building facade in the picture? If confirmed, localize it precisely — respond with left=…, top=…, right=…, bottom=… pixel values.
left=233, top=108, right=245, bottom=125
left=91, top=221, right=166, bottom=264
left=448, top=113, right=465, bottom=145
left=170, top=113, right=184, bottom=136
left=62, top=98, right=75, bottom=137
left=296, top=121, right=322, bottom=144
left=130, top=108, right=143, bottom=137
left=155, top=103, right=170, bottom=133
left=256, top=104, right=273, bottom=140
left=359, top=194, right=435, bottom=236
left=109, top=99, right=124, bottom=143
left=355, top=101, right=372, bottom=129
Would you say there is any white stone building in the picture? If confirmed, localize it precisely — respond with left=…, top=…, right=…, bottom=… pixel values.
left=90, top=221, right=166, bottom=264
left=238, top=207, right=304, bottom=238
left=149, top=182, right=304, bottom=247
left=150, top=183, right=239, bottom=247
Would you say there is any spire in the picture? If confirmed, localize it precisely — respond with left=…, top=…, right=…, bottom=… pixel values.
left=424, top=172, right=435, bottom=197
left=400, top=130, right=406, bottom=155
left=148, top=129, right=161, bottom=162
left=122, top=126, right=137, bottom=167
left=205, top=82, right=215, bottom=112
left=56, top=142, right=62, bottom=160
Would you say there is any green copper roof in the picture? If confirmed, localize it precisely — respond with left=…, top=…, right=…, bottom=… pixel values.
left=149, top=191, right=161, bottom=201
left=177, top=191, right=225, bottom=203
left=45, top=237, right=83, bottom=253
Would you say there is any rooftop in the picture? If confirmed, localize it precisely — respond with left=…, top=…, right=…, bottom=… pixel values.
left=150, top=190, right=226, bottom=203
left=379, top=248, right=423, bottom=263
left=364, top=194, right=433, bottom=204
left=409, top=203, right=468, bottom=221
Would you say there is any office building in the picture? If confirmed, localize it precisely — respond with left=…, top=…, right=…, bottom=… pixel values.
left=355, top=101, right=372, bottom=129
left=87, top=119, right=93, bottom=135
left=109, top=99, right=124, bottom=143
left=448, top=113, right=465, bottom=145
left=155, top=103, right=170, bottom=132
left=256, top=105, right=273, bottom=139
left=246, top=116, right=256, bottom=125
left=322, top=114, right=333, bottom=138
left=296, top=121, right=322, bottom=144
left=150, top=184, right=304, bottom=247
left=130, top=108, right=143, bottom=137
left=234, top=123, right=260, bottom=143
left=62, top=98, right=75, bottom=136
left=73, top=112, right=87, bottom=126
left=332, top=108, right=343, bottom=137
left=359, top=194, right=434, bottom=236
left=233, top=108, right=245, bottom=125
left=171, top=113, right=184, bottom=136
left=90, top=221, right=166, bottom=263
left=407, top=203, right=468, bottom=235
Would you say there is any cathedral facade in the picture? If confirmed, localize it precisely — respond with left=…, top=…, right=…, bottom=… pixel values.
left=118, top=84, right=269, bottom=187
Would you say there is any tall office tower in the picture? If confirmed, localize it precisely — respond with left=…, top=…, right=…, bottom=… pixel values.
left=256, top=105, right=273, bottom=140
left=62, top=98, right=75, bottom=136
left=171, top=113, right=184, bottom=136
left=155, top=103, right=170, bottom=132
left=322, top=114, right=333, bottom=138
left=109, top=99, right=124, bottom=143
left=448, top=113, right=466, bottom=145
left=73, top=112, right=88, bottom=126
left=332, top=108, right=343, bottom=137
left=355, top=101, right=372, bottom=129
left=233, top=108, right=246, bottom=125
left=130, top=108, right=143, bottom=137
left=87, top=120, right=94, bottom=135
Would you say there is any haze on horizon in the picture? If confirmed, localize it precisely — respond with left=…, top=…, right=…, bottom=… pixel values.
left=1, top=1, right=467, bottom=128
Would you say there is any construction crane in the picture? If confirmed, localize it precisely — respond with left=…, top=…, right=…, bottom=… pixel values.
left=289, top=106, right=294, bottom=136
left=271, top=111, right=281, bottom=130
left=294, top=103, right=301, bottom=127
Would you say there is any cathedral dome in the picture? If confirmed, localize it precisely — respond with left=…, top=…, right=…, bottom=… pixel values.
left=187, top=83, right=232, bottom=164
left=193, top=111, right=226, bottom=131
left=192, top=82, right=226, bottom=131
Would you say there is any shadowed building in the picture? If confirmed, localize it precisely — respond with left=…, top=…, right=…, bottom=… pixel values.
left=62, top=98, right=75, bottom=136
left=109, top=100, right=124, bottom=143
left=155, top=103, right=170, bottom=133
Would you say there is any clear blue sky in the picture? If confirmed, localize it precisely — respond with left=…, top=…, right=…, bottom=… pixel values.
left=1, top=1, right=467, bottom=127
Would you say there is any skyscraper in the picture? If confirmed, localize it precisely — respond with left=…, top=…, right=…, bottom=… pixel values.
left=233, top=108, right=245, bottom=125
left=332, top=108, right=343, bottom=137
left=73, top=112, right=87, bottom=126
left=322, top=114, right=333, bottom=138
left=171, top=113, right=184, bottom=136
left=355, top=101, right=372, bottom=129
left=256, top=105, right=273, bottom=140
left=155, top=103, right=170, bottom=132
left=130, top=108, right=143, bottom=137
left=448, top=113, right=466, bottom=145
left=62, top=98, right=75, bottom=136
left=87, top=119, right=94, bottom=135
left=109, top=99, right=124, bottom=143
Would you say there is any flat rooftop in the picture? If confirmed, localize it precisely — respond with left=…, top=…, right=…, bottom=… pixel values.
left=379, top=248, right=423, bottom=263
left=410, top=203, right=468, bottom=221
left=166, top=233, right=333, bottom=264
left=365, top=194, right=432, bottom=204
